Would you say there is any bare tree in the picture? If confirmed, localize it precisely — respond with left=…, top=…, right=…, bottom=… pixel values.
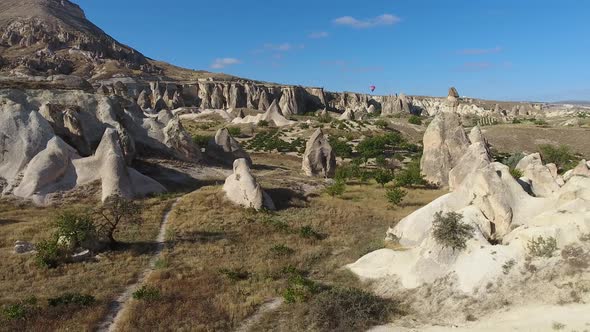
left=96, top=195, right=142, bottom=247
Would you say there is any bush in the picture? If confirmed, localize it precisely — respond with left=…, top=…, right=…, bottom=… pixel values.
left=1, top=297, right=37, bottom=321
left=226, top=126, right=241, bottom=137
left=512, top=118, right=522, bottom=124
left=35, top=238, right=68, bottom=268
left=270, top=244, right=295, bottom=257
left=502, top=152, right=524, bottom=169
left=533, top=118, right=548, bottom=126
left=54, top=211, right=97, bottom=248
left=374, top=119, right=388, bottom=129
left=510, top=168, right=523, bottom=179
left=300, top=123, right=309, bottom=129
left=317, top=112, right=332, bottom=123
left=305, top=287, right=397, bottom=332
left=283, top=275, right=320, bottom=303
left=538, top=144, right=578, bottom=171
left=432, top=212, right=474, bottom=251
left=219, top=268, right=250, bottom=281
left=192, top=134, right=212, bottom=148
left=373, top=169, right=394, bottom=188
left=257, top=120, right=270, bottom=127
left=325, top=180, right=346, bottom=197
left=527, top=236, right=558, bottom=258
left=48, top=293, right=95, bottom=307
left=386, top=187, right=407, bottom=206
left=329, top=137, right=353, bottom=158
left=395, top=161, right=426, bottom=187
left=132, top=285, right=161, bottom=301
left=408, top=115, right=422, bottom=125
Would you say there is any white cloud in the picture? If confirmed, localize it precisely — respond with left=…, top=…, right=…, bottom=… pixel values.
left=263, top=43, right=305, bottom=51
left=333, top=14, right=400, bottom=29
left=210, top=58, right=241, bottom=69
left=308, top=31, right=329, bottom=39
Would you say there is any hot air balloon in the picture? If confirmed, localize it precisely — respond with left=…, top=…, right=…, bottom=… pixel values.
left=370, top=85, right=376, bottom=92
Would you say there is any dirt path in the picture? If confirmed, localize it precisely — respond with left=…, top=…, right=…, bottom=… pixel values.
left=96, top=198, right=181, bottom=332
left=234, top=298, right=284, bottom=332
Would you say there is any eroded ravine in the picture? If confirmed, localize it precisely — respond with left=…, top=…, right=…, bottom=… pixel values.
left=97, top=197, right=181, bottom=332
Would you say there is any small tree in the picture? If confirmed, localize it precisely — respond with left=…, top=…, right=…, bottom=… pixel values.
left=374, top=169, right=394, bottom=188
left=54, top=211, right=97, bottom=248
left=386, top=187, right=406, bottom=206
left=96, top=195, right=142, bottom=247
left=432, top=211, right=474, bottom=251
left=325, top=180, right=346, bottom=197
left=395, top=161, right=426, bottom=187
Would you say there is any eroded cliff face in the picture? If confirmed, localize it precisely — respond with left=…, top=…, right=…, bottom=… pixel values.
left=94, top=78, right=549, bottom=119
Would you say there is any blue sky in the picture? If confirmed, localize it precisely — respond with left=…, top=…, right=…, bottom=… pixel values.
left=77, top=0, right=589, bottom=101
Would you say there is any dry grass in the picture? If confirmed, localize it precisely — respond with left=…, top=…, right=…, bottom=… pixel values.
left=0, top=196, right=175, bottom=331
left=483, top=125, right=590, bottom=158
left=116, top=179, right=444, bottom=331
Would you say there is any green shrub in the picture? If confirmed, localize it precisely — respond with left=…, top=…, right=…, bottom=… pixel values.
left=395, top=161, right=426, bottom=187
left=132, top=285, right=161, bottom=301
left=192, top=135, right=212, bottom=148
left=270, top=244, right=295, bottom=257
left=317, top=112, right=332, bottom=123
left=527, top=236, right=558, bottom=258
left=325, top=180, right=346, bottom=197
left=533, top=118, right=548, bottom=126
left=432, top=212, right=474, bottom=251
left=374, top=119, right=388, bottom=129
left=219, top=268, right=250, bottom=281
left=1, top=297, right=37, bottom=321
left=305, top=287, right=397, bottom=332
left=502, top=152, right=524, bottom=169
left=512, top=118, right=522, bottom=124
left=35, top=238, right=68, bottom=268
left=356, top=133, right=406, bottom=161
left=408, top=115, right=422, bottom=125
left=329, top=137, right=353, bottom=158
left=300, top=123, right=309, bottom=129
left=226, top=126, right=241, bottom=137
left=283, top=275, right=320, bottom=303
left=54, top=211, right=97, bottom=248
left=154, top=258, right=169, bottom=269
left=48, top=293, right=95, bottom=307
left=386, top=187, right=407, bottom=206
left=373, top=169, right=394, bottom=188
left=538, top=144, right=578, bottom=171
left=510, top=168, right=523, bottom=179
left=257, top=120, right=270, bottom=127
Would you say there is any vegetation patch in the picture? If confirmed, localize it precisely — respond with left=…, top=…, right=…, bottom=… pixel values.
left=432, top=211, right=474, bottom=251
left=527, top=236, right=558, bottom=258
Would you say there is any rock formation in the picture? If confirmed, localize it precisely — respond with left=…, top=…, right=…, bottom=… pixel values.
left=516, top=153, right=563, bottom=197
left=223, top=158, right=275, bottom=210
left=420, top=112, right=470, bottom=186
left=349, top=126, right=590, bottom=296
left=301, top=129, right=336, bottom=178
left=38, top=103, right=91, bottom=156
left=232, top=100, right=295, bottom=127
left=163, top=118, right=201, bottom=161
left=207, top=128, right=251, bottom=166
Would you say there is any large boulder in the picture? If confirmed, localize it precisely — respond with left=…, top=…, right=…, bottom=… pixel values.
left=223, top=158, right=275, bottom=210
left=301, top=129, right=336, bottom=178
left=515, top=153, right=562, bottom=197
left=420, top=112, right=470, bottom=187
left=207, top=128, right=251, bottom=166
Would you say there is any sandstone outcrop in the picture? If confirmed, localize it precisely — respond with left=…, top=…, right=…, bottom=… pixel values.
left=516, top=153, right=563, bottom=197
left=301, top=129, right=336, bottom=178
left=223, top=158, right=274, bottom=210
left=39, top=103, right=91, bottom=156
left=232, top=100, right=295, bottom=127
left=207, top=128, right=251, bottom=166
left=420, top=112, right=470, bottom=186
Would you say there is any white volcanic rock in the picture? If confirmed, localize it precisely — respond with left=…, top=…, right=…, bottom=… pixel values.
left=0, top=100, right=55, bottom=194
left=39, top=103, right=90, bottom=155
left=72, top=128, right=165, bottom=201
left=339, top=109, right=355, bottom=121
left=516, top=153, right=562, bottom=197
left=223, top=158, right=275, bottom=210
left=301, top=129, right=336, bottom=178
left=420, top=112, right=470, bottom=187
left=232, top=100, right=295, bottom=127
left=448, top=141, right=492, bottom=190
left=163, top=117, right=201, bottom=161
left=207, top=128, right=251, bottom=166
